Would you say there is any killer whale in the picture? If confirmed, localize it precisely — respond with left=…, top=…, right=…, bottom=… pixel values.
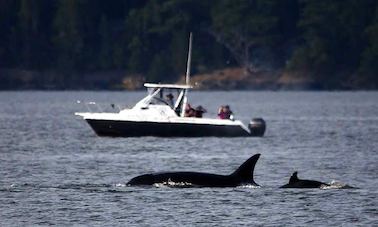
left=280, top=171, right=329, bottom=188
left=127, top=154, right=260, bottom=187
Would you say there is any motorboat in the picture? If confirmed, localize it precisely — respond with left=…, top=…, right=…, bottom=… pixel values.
left=75, top=83, right=266, bottom=137
left=75, top=34, right=266, bottom=137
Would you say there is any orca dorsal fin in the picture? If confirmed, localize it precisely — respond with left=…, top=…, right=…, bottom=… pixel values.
left=289, top=171, right=299, bottom=184
left=230, top=154, right=260, bottom=185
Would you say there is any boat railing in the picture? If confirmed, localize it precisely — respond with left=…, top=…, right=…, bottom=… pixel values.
left=76, top=100, right=121, bottom=113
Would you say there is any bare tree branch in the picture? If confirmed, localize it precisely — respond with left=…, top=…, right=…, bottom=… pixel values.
left=207, top=28, right=259, bottom=74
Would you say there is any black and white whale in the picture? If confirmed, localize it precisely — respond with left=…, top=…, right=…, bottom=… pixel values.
left=280, top=171, right=357, bottom=189
left=280, top=171, right=330, bottom=188
left=127, top=154, right=260, bottom=187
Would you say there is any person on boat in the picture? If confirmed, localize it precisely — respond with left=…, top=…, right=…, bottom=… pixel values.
left=218, top=105, right=226, bottom=119
left=218, top=105, right=233, bottom=120
left=185, top=103, right=196, bottom=117
left=224, top=105, right=234, bottom=120
left=166, top=93, right=174, bottom=107
left=195, top=105, right=207, bottom=118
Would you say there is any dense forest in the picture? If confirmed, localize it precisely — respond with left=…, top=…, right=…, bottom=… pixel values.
left=0, top=0, right=377, bottom=89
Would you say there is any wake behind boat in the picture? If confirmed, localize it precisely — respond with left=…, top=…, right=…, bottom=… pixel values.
left=75, top=33, right=266, bottom=137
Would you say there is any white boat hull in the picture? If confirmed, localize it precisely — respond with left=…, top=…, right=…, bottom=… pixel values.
left=83, top=118, right=263, bottom=137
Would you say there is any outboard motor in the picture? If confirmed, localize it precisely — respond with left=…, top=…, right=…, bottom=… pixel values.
left=248, top=118, right=266, bottom=137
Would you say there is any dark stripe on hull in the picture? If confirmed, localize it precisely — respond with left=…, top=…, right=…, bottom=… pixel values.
left=85, top=119, right=253, bottom=137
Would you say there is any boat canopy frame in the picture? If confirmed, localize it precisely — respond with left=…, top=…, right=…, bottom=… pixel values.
left=134, top=84, right=191, bottom=116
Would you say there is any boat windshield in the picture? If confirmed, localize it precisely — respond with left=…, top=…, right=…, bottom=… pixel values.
left=147, top=87, right=183, bottom=109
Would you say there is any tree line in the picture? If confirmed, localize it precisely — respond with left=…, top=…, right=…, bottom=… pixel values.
left=0, top=0, right=377, bottom=89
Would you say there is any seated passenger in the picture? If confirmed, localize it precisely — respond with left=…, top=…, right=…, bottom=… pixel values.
left=195, top=105, right=207, bottom=118
left=218, top=105, right=233, bottom=120
left=185, top=103, right=196, bottom=117
left=224, top=105, right=233, bottom=120
left=166, top=93, right=174, bottom=107
left=218, top=106, right=226, bottom=119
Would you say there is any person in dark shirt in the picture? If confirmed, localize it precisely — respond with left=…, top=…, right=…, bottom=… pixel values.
left=166, top=93, right=174, bottom=107
left=185, top=103, right=196, bottom=117
left=195, top=105, right=207, bottom=118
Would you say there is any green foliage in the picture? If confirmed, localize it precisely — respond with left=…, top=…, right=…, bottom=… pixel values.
left=0, top=0, right=377, bottom=89
left=210, top=0, right=280, bottom=72
left=127, top=36, right=145, bottom=73
left=53, top=0, right=83, bottom=72
left=98, top=15, right=112, bottom=70
left=15, top=0, right=44, bottom=68
left=288, top=0, right=377, bottom=86
left=358, top=4, right=378, bottom=88
left=147, top=52, right=174, bottom=82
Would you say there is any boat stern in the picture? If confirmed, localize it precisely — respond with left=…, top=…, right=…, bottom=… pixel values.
left=248, top=118, right=266, bottom=137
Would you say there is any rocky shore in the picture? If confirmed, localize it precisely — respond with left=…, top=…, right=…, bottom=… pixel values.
left=0, top=67, right=370, bottom=90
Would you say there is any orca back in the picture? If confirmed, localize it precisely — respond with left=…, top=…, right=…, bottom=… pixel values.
left=128, top=153, right=261, bottom=187
left=280, top=171, right=329, bottom=188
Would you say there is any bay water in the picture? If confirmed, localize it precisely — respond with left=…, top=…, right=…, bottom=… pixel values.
left=0, top=91, right=377, bottom=226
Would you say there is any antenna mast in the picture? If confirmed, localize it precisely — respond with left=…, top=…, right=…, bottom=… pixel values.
left=185, top=32, right=192, bottom=85
left=181, top=32, right=192, bottom=117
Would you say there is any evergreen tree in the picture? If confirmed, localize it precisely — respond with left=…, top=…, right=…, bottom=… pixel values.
left=358, top=3, right=378, bottom=88
left=53, top=0, right=83, bottom=72
left=127, top=36, right=145, bottom=73
left=287, top=0, right=375, bottom=87
left=17, top=0, right=40, bottom=68
left=210, top=0, right=280, bottom=74
left=0, top=0, right=377, bottom=89
left=147, top=52, right=173, bottom=82
left=287, top=0, right=338, bottom=74
left=98, top=15, right=112, bottom=70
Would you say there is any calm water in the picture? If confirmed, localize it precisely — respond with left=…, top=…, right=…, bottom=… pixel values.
left=0, top=91, right=377, bottom=226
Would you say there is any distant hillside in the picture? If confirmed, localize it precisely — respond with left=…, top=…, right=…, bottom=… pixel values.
left=0, top=67, right=372, bottom=90
left=0, top=0, right=377, bottom=89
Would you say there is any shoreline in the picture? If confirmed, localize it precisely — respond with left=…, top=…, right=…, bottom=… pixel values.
left=0, top=67, right=376, bottom=91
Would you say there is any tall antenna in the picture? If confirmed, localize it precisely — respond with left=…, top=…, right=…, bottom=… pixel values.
left=181, top=32, right=192, bottom=117
left=185, top=32, right=192, bottom=85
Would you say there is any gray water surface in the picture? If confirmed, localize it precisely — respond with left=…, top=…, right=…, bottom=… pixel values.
left=0, top=91, right=377, bottom=226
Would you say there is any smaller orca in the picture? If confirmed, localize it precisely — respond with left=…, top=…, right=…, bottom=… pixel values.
left=127, top=154, right=261, bottom=187
left=280, top=171, right=329, bottom=188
